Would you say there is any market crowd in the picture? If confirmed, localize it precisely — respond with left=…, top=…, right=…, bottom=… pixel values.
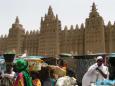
left=0, top=54, right=77, bottom=86
left=1, top=53, right=115, bottom=86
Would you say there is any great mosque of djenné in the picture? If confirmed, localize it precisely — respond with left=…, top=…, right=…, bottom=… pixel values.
left=0, top=3, right=115, bottom=57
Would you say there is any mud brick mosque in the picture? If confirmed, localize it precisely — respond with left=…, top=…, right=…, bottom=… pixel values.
left=0, top=3, right=115, bottom=57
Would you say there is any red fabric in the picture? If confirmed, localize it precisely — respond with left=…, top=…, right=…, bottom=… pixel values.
left=14, top=73, right=24, bottom=86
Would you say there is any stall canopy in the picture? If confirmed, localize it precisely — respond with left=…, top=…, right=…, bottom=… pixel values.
left=108, top=53, right=115, bottom=57
left=59, top=53, right=72, bottom=59
left=0, top=55, right=49, bottom=64
left=108, top=53, right=115, bottom=66
left=25, top=55, right=48, bottom=59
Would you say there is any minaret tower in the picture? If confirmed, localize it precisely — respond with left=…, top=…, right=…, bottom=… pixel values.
left=7, top=16, right=25, bottom=54
left=39, top=6, right=61, bottom=57
left=85, top=3, right=105, bottom=54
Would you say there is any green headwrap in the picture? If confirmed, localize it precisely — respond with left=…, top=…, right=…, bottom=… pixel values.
left=15, top=59, right=33, bottom=86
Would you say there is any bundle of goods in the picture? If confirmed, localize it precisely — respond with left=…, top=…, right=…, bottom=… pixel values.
left=49, top=65, right=66, bottom=77
left=3, top=54, right=15, bottom=72
left=3, top=54, right=15, bottom=64
left=25, top=58, right=44, bottom=72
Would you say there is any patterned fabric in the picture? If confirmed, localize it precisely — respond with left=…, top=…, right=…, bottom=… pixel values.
left=33, top=79, right=41, bottom=86
left=14, top=59, right=33, bottom=86
left=14, top=73, right=24, bottom=86
left=0, top=77, right=14, bottom=86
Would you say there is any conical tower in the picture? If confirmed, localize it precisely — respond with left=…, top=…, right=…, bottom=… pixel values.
left=15, top=16, right=19, bottom=24
left=39, top=6, right=61, bottom=57
left=7, top=16, right=25, bottom=54
left=89, top=2, right=99, bottom=18
left=48, top=5, right=54, bottom=16
left=85, top=3, right=105, bottom=54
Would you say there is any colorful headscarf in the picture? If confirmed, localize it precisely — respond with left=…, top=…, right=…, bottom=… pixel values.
left=15, top=59, right=33, bottom=86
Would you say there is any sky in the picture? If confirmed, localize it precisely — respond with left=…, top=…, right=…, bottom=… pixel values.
left=0, top=0, right=115, bottom=35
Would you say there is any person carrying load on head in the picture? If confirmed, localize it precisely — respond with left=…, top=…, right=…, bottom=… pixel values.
left=0, top=54, right=16, bottom=86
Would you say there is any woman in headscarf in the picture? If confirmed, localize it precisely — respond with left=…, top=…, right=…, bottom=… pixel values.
left=13, top=59, right=33, bottom=86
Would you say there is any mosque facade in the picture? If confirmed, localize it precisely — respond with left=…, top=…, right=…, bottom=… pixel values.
left=0, top=3, right=115, bottom=57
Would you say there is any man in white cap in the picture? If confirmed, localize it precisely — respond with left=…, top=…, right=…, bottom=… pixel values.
left=82, top=56, right=109, bottom=86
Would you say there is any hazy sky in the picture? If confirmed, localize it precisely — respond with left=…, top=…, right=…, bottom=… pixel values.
left=0, top=0, right=115, bottom=35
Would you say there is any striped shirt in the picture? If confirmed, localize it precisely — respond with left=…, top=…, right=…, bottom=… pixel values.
left=0, top=71, right=15, bottom=86
left=0, top=77, right=14, bottom=86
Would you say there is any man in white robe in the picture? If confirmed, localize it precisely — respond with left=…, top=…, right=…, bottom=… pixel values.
left=82, top=56, right=109, bottom=86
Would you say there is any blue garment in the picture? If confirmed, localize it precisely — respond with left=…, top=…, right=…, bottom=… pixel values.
left=43, top=78, right=56, bottom=86
left=96, top=79, right=115, bottom=86
left=50, top=78, right=56, bottom=86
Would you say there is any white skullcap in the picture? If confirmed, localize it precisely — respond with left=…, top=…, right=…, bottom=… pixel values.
left=96, top=56, right=103, bottom=61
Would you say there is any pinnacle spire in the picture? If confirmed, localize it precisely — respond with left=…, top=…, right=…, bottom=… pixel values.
left=108, top=21, right=112, bottom=27
left=92, top=2, right=97, bottom=12
left=70, top=25, right=74, bottom=30
left=41, top=17, right=43, bottom=22
left=64, top=25, right=68, bottom=30
left=15, top=16, right=19, bottom=24
left=89, top=2, right=99, bottom=17
left=48, top=5, right=54, bottom=16
left=56, top=14, right=58, bottom=20
left=75, top=24, right=79, bottom=29
left=81, top=23, right=84, bottom=29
